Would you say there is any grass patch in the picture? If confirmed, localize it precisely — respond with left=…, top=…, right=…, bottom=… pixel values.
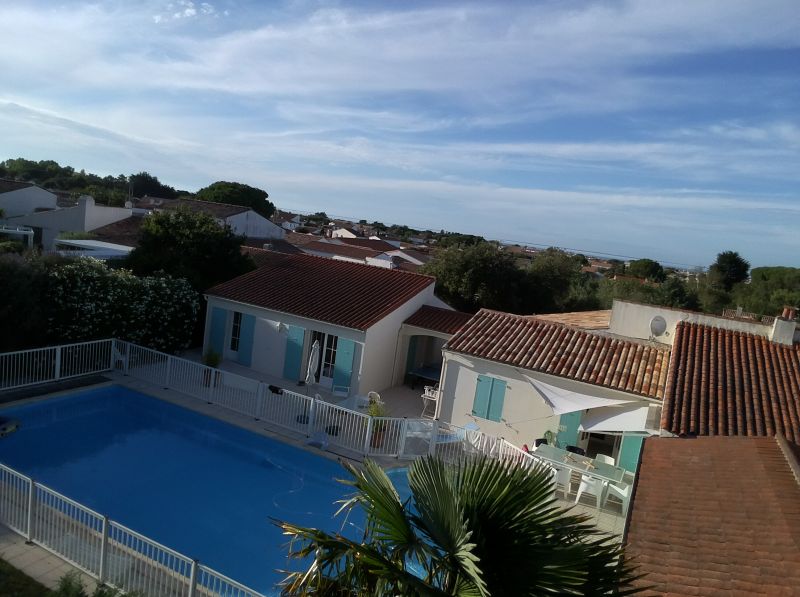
left=0, top=557, right=53, bottom=596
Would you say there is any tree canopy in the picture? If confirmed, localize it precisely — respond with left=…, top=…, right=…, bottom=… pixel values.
left=126, top=209, right=254, bottom=292
left=709, top=250, right=750, bottom=292
left=277, top=455, right=641, bottom=596
left=195, top=181, right=275, bottom=219
left=626, top=258, right=666, bottom=282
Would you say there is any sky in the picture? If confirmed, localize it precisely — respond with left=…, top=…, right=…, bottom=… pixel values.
left=1, top=1, right=798, bottom=268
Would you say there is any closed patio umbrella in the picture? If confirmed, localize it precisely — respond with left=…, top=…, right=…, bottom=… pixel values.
left=304, top=340, right=320, bottom=393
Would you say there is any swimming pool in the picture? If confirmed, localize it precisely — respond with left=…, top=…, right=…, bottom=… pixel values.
left=0, top=385, right=380, bottom=593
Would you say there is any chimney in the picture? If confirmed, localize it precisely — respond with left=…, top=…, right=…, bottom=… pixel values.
left=770, top=307, right=798, bottom=346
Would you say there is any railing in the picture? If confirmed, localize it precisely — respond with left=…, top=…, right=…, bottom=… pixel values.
left=0, top=463, right=264, bottom=597
left=721, top=308, right=776, bottom=326
left=0, top=340, right=113, bottom=391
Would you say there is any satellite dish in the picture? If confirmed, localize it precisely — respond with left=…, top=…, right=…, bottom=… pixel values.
left=649, top=315, right=667, bottom=337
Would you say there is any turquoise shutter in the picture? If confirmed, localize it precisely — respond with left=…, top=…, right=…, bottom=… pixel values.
left=472, top=375, right=492, bottom=418
left=618, top=434, right=645, bottom=473
left=332, top=338, right=355, bottom=390
left=556, top=411, right=582, bottom=448
left=486, top=379, right=506, bottom=422
left=237, top=314, right=256, bottom=367
left=209, top=307, right=226, bottom=355
left=282, top=326, right=304, bottom=381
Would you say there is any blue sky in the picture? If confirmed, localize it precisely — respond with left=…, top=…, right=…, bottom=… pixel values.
left=1, top=1, right=798, bottom=268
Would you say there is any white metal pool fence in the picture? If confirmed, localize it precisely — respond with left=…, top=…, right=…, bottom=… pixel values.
left=0, top=339, right=549, bottom=596
left=0, top=462, right=261, bottom=597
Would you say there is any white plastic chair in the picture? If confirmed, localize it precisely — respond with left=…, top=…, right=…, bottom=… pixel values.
left=574, top=455, right=613, bottom=509
left=605, top=481, right=632, bottom=515
left=421, top=385, right=438, bottom=419
left=551, top=466, right=573, bottom=499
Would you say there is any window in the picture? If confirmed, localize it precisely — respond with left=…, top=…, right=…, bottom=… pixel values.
left=230, top=311, right=242, bottom=351
left=322, top=335, right=338, bottom=378
left=471, top=375, right=507, bottom=422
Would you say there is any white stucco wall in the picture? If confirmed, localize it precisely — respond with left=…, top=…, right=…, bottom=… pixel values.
left=365, top=255, right=393, bottom=268
left=226, top=211, right=285, bottom=239
left=438, top=350, right=653, bottom=448
left=331, top=228, right=357, bottom=238
left=0, top=186, right=57, bottom=217
left=609, top=299, right=774, bottom=346
left=360, top=283, right=438, bottom=393
left=9, top=196, right=131, bottom=249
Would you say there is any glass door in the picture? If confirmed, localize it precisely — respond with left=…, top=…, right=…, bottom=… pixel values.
left=309, top=331, right=338, bottom=389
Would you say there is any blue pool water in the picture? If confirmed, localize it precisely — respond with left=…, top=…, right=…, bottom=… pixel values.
left=0, top=386, right=385, bottom=593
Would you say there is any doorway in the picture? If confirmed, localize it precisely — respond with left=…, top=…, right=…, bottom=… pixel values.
left=310, top=331, right=339, bottom=389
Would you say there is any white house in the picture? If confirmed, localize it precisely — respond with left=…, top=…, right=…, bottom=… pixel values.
left=162, top=199, right=285, bottom=240
left=203, top=251, right=446, bottom=397
left=436, top=309, right=669, bottom=471
left=331, top=227, right=359, bottom=239
left=0, top=180, right=57, bottom=217
left=272, top=210, right=303, bottom=231
left=8, top=195, right=131, bottom=249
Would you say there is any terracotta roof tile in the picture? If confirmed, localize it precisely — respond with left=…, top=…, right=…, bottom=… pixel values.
left=403, top=306, right=473, bottom=335
left=302, top=240, right=383, bottom=259
left=446, top=309, right=669, bottom=399
left=626, top=436, right=800, bottom=596
left=662, top=321, right=800, bottom=444
left=161, top=198, right=250, bottom=218
left=90, top=216, right=143, bottom=247
left=339, top=237, right=398, bottom=252
left=205, top=251, right=434, bottom=330
left=529, top=310, right=611, bottom=330
left=0, top=179, right=34, bottom=194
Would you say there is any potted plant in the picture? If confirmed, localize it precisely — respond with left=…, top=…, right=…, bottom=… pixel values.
left=202, top=350, right=221, bottom=387
left=368, top=401, right=388, bottom=448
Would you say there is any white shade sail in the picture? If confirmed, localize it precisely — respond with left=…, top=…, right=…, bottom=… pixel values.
left=524, top=376, right=632, bottom=415
left=579, top=403, right=651, bottom=433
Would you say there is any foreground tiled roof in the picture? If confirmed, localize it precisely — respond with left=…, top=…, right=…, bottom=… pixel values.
left=206, top=251, right=434, bottom=330
left=626, top=436, right=800, bottom=596
left=446, top=309, right=669, bottom=399
left=404, top=306, right=472, bottom=336
left=530, top=310, right=612, bottom=330
left=662, top=321, right=800, bottom=444
left=0, top=179, right=34, bottom=194
left=302, top=240, right=383, bottom=260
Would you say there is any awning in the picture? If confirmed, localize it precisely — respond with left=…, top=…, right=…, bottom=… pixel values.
left=525, top=376, right=631, bottom=415
left=579, top=403, right=651, bottom=433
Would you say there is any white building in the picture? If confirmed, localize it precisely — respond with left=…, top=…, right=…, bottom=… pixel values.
left=8, top=196, right=131, bottom=249
left=0, top=180, right=57, bottom=217
left=162, top=199, right=285, bottom=240
left=203, top=251, right=449, bottom=397
left=436, top=308, right=668, bottom=471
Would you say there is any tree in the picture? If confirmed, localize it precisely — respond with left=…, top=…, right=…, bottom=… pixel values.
left=526, top=248, right=586, bottom=313
left=731, top=266, right=800, bottom=315
left=126, top=209, right=254, bottom=292
left=626, top=259, right=666, bottom=282
left=195, top=181, right=274, bottom=219
left=277, top=455, right=641, bottom=595
left=129, top=171, right=179, bottom=199
left=709, top=251, right=750, bottom=292
left=421, top=242, right=525, bottom=313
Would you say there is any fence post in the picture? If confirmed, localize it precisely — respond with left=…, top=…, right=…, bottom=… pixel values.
left=188, top=559, right=199, bottom=597
left=397, top=418, right=408, bottom=459
left=98, top=516, right=109, bottom=583
left=123, top=342, right=130, bottom=376
left=164, top=356, right=172, bottom=389
left=54, top=346, right=61, bottom=381
left=25, top=479, right=36, bottom=543
left=307, top=398, right=316, bottom=437
left=429, top=421, right=439, bottom=456
left=363, top=417, right=374, bottom=456
left=108, top=339, right=115, bottom=372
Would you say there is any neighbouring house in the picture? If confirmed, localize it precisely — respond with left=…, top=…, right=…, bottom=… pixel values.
left=437, top=308, right=668, bottom=469
left=301, top=239, right=388, bottom=265
left=91, top=216, right=146, bottom=248
left=338, top=237, right=398, bottom=252
left=202, top=251, right=450, bottom=397
left=7, top=195, right=131, bottom=249
left=330, top=227, right=360, bottom=239
left=529, top=309, right=611, bottom=330
left=161, top=198, right=285, bottom=240
left=625, top=435, right=800, bottom=595
left=271, top=210, right=303, bottom=231
left=0, top=179, right=58, bottom=217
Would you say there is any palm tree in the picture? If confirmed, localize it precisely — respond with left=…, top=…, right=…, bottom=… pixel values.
left=275, top=454, right=642, bottom=595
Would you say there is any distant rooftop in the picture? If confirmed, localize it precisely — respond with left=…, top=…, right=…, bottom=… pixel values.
left=530, top=310, right=611, bottom=330
left=0, top=179, right=34, bottom=194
